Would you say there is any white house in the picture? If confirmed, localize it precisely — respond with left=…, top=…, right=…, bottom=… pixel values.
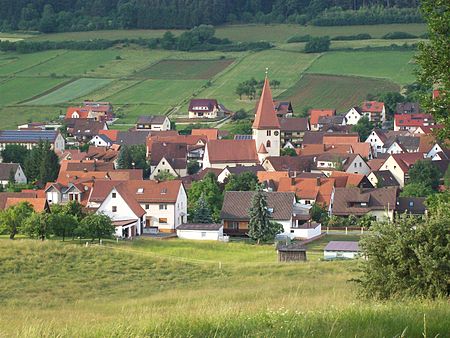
left=345, top=107, right=363, bottom=125
left=188, top=99, right=223, bottom=119
left=89, top=134, right=112, bottom=147
left=365, top=130, right=386, bottom=157
left=136, top=116, right=171, bottom=131
left=176, top=223, right=224, bottom=241
left=314, top=154, right=371, bottom=176
left=289, top=222, right=321, bottom=240
left=324, top=241, right=360, bottom=260
left=0, top=163, right=27, bottom=186
left=379, top=153, right=424, bottom=188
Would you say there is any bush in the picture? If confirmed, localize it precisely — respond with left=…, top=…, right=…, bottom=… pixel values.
left=286, top=35, right=311, bottom=43
left=304, top=36, right=330, bottom=53
left=382, top=32, right=418, bottom=39
left=331, top=33, right=372, bottom=41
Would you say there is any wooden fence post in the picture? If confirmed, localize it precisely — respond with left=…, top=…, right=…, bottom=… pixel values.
left=345, top=227, right=348, bottom=235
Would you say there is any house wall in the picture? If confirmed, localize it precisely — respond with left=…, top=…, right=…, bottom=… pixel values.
left=380, top=156, right=406, bottom=187
left=176, top=228, right=223, bottom=241
left=189, top=107, right=221, bottom=119
left=46, top=189, right=61, bottom=204
left=385, top=142, right=404, bottom=155
left=253, top=128, right=280, bottom=159
left=324, top=251, right=358, bottom=260
left=346, top=156, right=371, bottom=176
left=14, top=165, right=27, bottom=184
left=89, top=135, right=110, bottom=147
left=426, top=144, right=443, bottom=158
left=345, top=108, right=362, bottom=125
left=289, top=224, right=321, bottom=239
left=150, top=158, right=187, bottom=179
left=372, top=209, right=394, bottom=222
left=365, top=131, right=385, bottom=157
left=54, top=133, right=66, bottom=152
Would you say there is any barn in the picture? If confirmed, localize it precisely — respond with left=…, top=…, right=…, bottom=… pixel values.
left=276, top=242, right=307, bottom=262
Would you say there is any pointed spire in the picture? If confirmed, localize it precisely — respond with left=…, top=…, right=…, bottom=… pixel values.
left=257, top=143, right=268, bottom=154
left=252, top=75, right=280, bottom=130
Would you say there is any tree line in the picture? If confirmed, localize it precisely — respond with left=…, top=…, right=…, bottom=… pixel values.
left=0, top=0, right=421, bottom=33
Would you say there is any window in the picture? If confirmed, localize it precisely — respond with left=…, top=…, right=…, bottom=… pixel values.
left=228, top=221, right=239, bottom=230
left=112, top=193, right=116, bottom=198
left=145, top=204, right=149, bottom=210
left=158, top=218, right=167, bottom=224
left=137, top=188, right=144, bottom=194
left=159, top=204, right=167, bottom=210
left=266, top=130, right=271, bottom=136
left=112, top=206, right=117, bottom=212
left=266, top=140, right=271, bottom=148
left=354, top=163, right=357, bottom=168
left=201, top=232, right=206, bottom=238
left=359, top=162, right=362, bottom=167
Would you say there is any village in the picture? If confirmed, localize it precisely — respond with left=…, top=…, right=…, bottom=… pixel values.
left=0, top=74, right=447, bottom=261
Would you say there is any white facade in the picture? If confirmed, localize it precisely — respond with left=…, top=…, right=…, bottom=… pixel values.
left=176, top=227, right=224, bottom=241
left=289, top=223, right=321, bottom=240
left=0, top=164, right=27, bottom=186
left=345, top=156, right=371, bottom=176
left=150, top=157, right=187, bottom=179
left=385, top=142, right=404, bottom=155
left=426, top=143, right=444, bottom=159
left=89, top=135, right=111, bottom=147
left=345, top=108, right=363, bottom=125
left=379, top=156, right=407, bottom=188
left=324, top=250, right=359, bottom=260
left=253, top=128, right=280, bottom=161
left=365, top=131, right=385, bottom=157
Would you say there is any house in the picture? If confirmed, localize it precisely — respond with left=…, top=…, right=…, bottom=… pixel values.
left=4, top=197, right=50, bottom=213
left=262, top=156, right=314, bottom=174
left=361, top=101, right=386, bottom=123
left=67, top=119, right=108, bottom=143
left=278, top=117, right=309, bottom=146
left=394, top=113, right=435, bottom=132
left=367, top=170, right=400, bottom=188
left=278, top=177, right=335, bottom=210
left=302, top=132, right=359, bottom=145
left=221, top=191, right=296, bottom=236
left=324, top=241, right=360, bottom=260
left=426, top=142, right=450, bottom=160
left=149, top=142, right=188, bottom=179
left=345, top=107, right=363, bottom=125
left=273, top=101, right=293, bottom=117
left=383, top=136, right=421, bottom=154
left=203, top=140, right=259, bottom=169
left=188, top=99, right=223, bottom=119
left=317, top=115, right=346, bottom=131
left=65, top=102, right=114, bottom=122
left=86, top=146, right=120, bottom=164
left=331, top=187, right=398, bottom=221
left=217, top=165, right=264, bottom=184
left=146, top=134, right=206, bottom=162
left=396, top=102, right=420, bottom=115
left=116, top=130, right=153, bottom=146
left=176, top=223, right=224, bottom=241
left=330, top=171, right=372, bottom=188
left=396, top=197, right=427, bottom=217
left=252, top=77, right=281, bottom=160
left=191, top=128, right=219, bottom=140
left=96, top=184, right=146, bottom=238
left=365, top=129, right=387, bottom=157
left=0, top=130, right=65, bottom=153
left=309, top=109, right=336, bottom=131
left=277, top=242, right=307, bottom=262
left=313, top=153, right=371, bottom=176
left=89, top=179, right=187, bottom=233
left=136, top=116, right=171, bottom=131
left=0, top=163, right=27, bottom=186
left=89, top=134, right=113, bottom=147
left=379, top=153, right=425, bottom=187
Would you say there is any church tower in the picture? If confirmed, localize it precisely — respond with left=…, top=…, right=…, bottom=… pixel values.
left=252, top=74, right=280, bottom=162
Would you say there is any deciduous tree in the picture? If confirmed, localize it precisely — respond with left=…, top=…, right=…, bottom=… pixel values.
left=0, top=202, right=34, bottom=239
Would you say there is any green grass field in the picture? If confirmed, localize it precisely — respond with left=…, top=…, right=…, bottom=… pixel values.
left=307, top=50, right=417, bottom=85
left=137, top=59, right=235, bottom=79
left=0, top=50, right=62, bottom=76
left=278, top=73, right=399, bottom=113
left=0, top=238, right=448, bottom=337
left=23, top=78, right=113, bottom=105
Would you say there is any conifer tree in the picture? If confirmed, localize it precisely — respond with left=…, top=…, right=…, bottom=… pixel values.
left=192, top=194, right=213, bottom=223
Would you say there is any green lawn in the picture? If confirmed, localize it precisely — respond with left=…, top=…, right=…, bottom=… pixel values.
left=278, top=73, right=399, bottom=113
left=307, top=50, right=417, bottom=85
left=0, top=105, right=64, bottom=130
left=0, top=238, right=447, bottom=337
left=23, top=78, right=113, bottom=105
left=0, top=77, right=66, bottom=106
left=0, top=50, right=62, bottom=76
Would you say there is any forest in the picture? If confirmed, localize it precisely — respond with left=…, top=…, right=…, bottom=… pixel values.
left=0, top=0, right=422, bottom=32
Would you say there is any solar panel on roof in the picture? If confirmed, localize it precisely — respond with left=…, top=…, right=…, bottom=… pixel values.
left=0, top=130, right=57, bottom=143
left=234, top=134, right=252, bottom=140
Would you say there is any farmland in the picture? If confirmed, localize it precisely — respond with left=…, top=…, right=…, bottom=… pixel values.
left=0, top=238, right=448, bottom=337
left=0, top=23, right=423, bottom=128
left=279, top=74, right=399, bottom=113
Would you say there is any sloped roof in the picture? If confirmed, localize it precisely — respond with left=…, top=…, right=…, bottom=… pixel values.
left=330, top=171, right=365, bottom=187
left=309, top=109, right=335, bottom=125
left=150, top=142, right=187, bottom=169
left=0, top=130, right=59, bottom=143
left=177, top=223, right=222, bottom=231
left=0, top=192, right=38, bottom=209
left=391, top=153, right=425, bottom=173
left=394, top=113, right=434, bottom=127
left=189, top=99, right=218, bottom=112
left=206, top=140, right=258, bottom=164
left=372, top=170, right=400, bottom=187
left=278, top=117, right=308, bottom=132
left=252, top=78, right=280, bottom=130
left=99, top=130, right=119, bottom=142
left=221, top=191, right=295, bottom=221
left=361, top=101, right=384, bottom=113
left=65, top=107, right=89, bottom=119
left=0, top=163, right=20, bottom=180
left=396, top=197, right=427, bottom=215
left=137, top=116, right=167, bottom=125
left=278, top=177, right=335, bottom=206
left=191, top=129, right=219, bottom=140
left=324, top=241, right=360, bottom=252
left=5, top=197, right=49, bottom=212
left=396, top=102, right=420, bottom=115
left=264, top=156, right=314, bottom=172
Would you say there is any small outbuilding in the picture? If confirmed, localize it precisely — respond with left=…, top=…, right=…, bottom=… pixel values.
left=323, top=241, right=360, bottom=260
left=277, top=242, right=307, bottom=262
left=176, top=223, right=223, bottom=241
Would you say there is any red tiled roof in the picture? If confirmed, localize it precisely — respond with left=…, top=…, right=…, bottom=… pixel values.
left=5, top=197, right=49, bottom=212
left=309, top=109, right=335, bottom=125
left=330, top=171, right=365, bottom=187
left=278, top=177, right=335, bottom=206
left=65, top=107, right=89, bottom=119
left=252, top=78, right=280, bottom=130
left=361, top=101, right=384, bottom=113
left=191, top=129, right=219, bottom=140
left=394, top=113, right=434, bottom=127
left=391, top=153, right=425, bottom=173
left=206, top=140, right=258, bottom=164
left=99, top=130, right=119, bottom=142
left=323, top=134, right=359, bottom=144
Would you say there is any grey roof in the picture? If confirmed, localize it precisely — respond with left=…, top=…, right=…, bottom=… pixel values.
left=384, top=136, right=420, bottom=152
left=302, top=131, right=324, bottom=145
left=318, top=115, right=345, bottom=125
left=396, top=197, right=427, bottom=215
left=221, top=191, right=295, bottom=221
left=0, top=163, right=20, bottom=180
left=225, top=165, right=264, bottom=175
left=324, top=241, right=360, bottom=252
left=265, top=156, right=314, bottom=172
left=278, top=117, right=309, bottom=132
left=137, top=116, right=167, bottom=124
left=116, top=131, right=151, bottom=146
left=277, top=241, right=306, bottom=252
left=0, top=130, right=58, bottom=143
left=396, top=102, right=420, bottom=115
left=177, top=223, right=223, bottom=231
left=372, top=171, right=400, bottom=187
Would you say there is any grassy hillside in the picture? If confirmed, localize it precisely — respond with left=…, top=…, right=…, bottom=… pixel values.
left=0, top=238, right=448, bottom=337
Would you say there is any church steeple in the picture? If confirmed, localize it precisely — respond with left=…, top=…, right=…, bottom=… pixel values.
left=252, top=74, right=280, bottom=130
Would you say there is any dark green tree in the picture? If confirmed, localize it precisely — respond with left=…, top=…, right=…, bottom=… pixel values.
left=310, top=203, right=328, bottom=224
left=401, top=182, right=435, bottom=197
left=0, top=144, right=29, bottom=166
left=304, top=36, right=330, bottom=53
left=0, top=202, right=34, bottom=239
left=280, top=148, right=297, bottom=156
left=22, top=212, right=51, bottom=241
left=118, top=145, right=149, bottom=175
left=351, top=116, right=373, bottom=141
left=224, top=172, right=259, bottom=192
left=408, top=160, right=441, bottom=191
left=188, top=172, right=223, bottom=222
left=49, top=213, right=79, bottom=241
left=187, top=160, right=200, bottom=175
left=192, top=194, right=213, bottom=223
left=247, top=187, right=283, bottom=244
left=79, top=213, right=115, bottom=243
left=24, top=141, right=59, bottom=187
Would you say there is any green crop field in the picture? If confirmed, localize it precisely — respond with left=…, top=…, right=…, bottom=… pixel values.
left=307, top=51, right=417, bottom=85
left=137, top=59, right=235, bottom=79
left=0, top=77, right=66, bottom=106
left=279, top=74, right=399, bottom=113
left=23, top=78, right=113, bottom=105
left=0, top=239, right=448, bottom=337
left=0, top=51, right=62, bottom=76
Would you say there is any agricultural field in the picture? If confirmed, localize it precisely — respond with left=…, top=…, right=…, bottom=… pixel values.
left=279, top=74, right=399, bottom=113
left=306, top=50, right=417, bottom=85
left=0, top=50, right=62, bottom=76
left=0, top=238, right=448, bottom=337
left=23, top=78, right=114, bottom=105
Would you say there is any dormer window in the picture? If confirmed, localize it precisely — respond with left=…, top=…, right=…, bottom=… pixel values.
left=137, top=188, right=144, bottom=194
left=161, top=188, right=167, bottom=195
